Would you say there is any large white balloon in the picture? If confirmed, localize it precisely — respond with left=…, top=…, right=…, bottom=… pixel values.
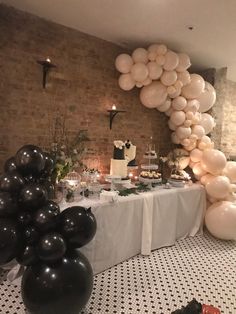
left=201, top=149, right=227, bottom=175
left=140, top=81, right=167, bottom=108
left=176, top=53, right=191, bottom=72
left=163, top=51, right=179, bottom=71
left=200, top=113, right=215, bottom=134
left=197, top=82, right=216, bottom=112
left=156, top=44, right=168, bottom=55
left=147, top=62, right=163, bottom=80
left=193, top=162, right=207, bottom=177
left=222, top=161, right=236, bottom=183
left=118, top=73, right=135, bottom=90
left=200, top=173, right=215, bottom=185
left=172, top=96, right=187, bottom=111
left=148, top=43, right=160, bottom=53
left=176, top=126, right=191, bottom=140
left=161, top=71, right=177, bottom=86
left=206, top=176, right=231, bottom=199
left=190, top=148, right=203, bottom=163
left=132, top=48, right=148, bottom=64
left=170, top=110, right=186, bottom=126
left=157, top=99, right=171, bottom=112
left=191, top=125, right=205, bottom=139
left=205, top=201, right=236, bottom=240
left=115, top=54, right=133, bottom=73
left=181, top=74, right=205, bottom=99
left=156, top=55, right=165, bottom=65
left=131, top=63, right=148, bottom=82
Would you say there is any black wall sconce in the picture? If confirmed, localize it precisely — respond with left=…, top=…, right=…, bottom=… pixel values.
left=37, top=58, right=56, bottom=88
left=107, top=105, right=126, bottom=130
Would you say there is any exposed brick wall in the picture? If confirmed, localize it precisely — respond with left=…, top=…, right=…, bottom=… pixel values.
left=0, top=4, right=172, bottom=174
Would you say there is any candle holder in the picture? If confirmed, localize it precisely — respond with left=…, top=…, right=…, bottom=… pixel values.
left=37, top=58, right=56, bottom=88
left=107, top=108, right=126, bottom=130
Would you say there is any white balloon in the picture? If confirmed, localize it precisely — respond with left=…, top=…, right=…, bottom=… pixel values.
left=170, top=110, right=186, bottom=126
left=206, top=176, right=231, bottom=199
left=157, top=99, right=171, bottom=112
left=197, top=82, right=216, bottom=112
left=148, top=51, right=157, bottom=61
left=163, top=50, right=179, bottom=71
left=174, top=80, right=183, bottom=89
left=171, top=132, right=181, bottom=144
left=118, top=73, right=135, bottom=90
left=184, top=99, right=200, bottom=113
left=200, top=113, right=215, bottom=134
left=176, top=53, right=191, bottom=72
left=222, top=161, right=236, bottom=183
left=131, top=63, right=148, bottom=82
left=168, top=119, right=176, bottom=130
left=176, top=126, right=191, bottom=140
left=156, top=55, right=165, bottom=65
left=200, top=135, right=212, bottom=144
left=148, top=44, right=160, bottom=53
left=115, top=54, right=133, bottom=73
left=156, top=44, right=168, bottom=55
left=183, top=120, right=192, bottom=127
left=142, top=77, right=152, bottom=86
left=201, top=149, right=227, bottom=175
left=140, top=81, right=167, bottom=108
left=147, top=62, right=163, bottom=80
left=185, top=111, right=194, bottom=120
left=161, top=71, right=177, bottom=86
left=132, top=48, right=148, bottom=64
left=177, top=71, right=191, bottom=86
left=191, top=112, right=201, bottom=124
left=171, top=96, right=187, bottom=111
left=181, top=74, right=205, bottom=99
left=205, top=201, right=236, bottom=240
left=181, top=139, right=191, bottom=146
left=191, top=125, right=205, bottom=139
left=193, top=162, right=207, bottom=177
left=185, top=142, right=197, bottom=151
left=190, top=148, right=203, bottom=163
left=200, top=173, right=215, bottom=185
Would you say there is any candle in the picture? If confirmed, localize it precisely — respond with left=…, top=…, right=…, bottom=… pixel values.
left=134, top=176, right=138, bottom=181
left=128, top=173, right=133, bottom=178
left=112, top=104, right=117, bottom=110
left=46, top=57, right=51, bottom=63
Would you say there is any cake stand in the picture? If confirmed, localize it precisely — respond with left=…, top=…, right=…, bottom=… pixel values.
left=105, top=175, right=131, bottom=191
left=139, top=155, right=162, bottom=187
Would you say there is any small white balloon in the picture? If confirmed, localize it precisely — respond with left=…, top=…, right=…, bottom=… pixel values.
left=177, top=71, right=191, bottom=86
left=170, top=110, right=186, bottom=126
left=147, top=62, right=163, bottom=80
left=163, top=50, right=179, bottom=71
left=184, top=99, right=200, bottom=113
left=132, top=48, right=149, bottom=64
left=156, top=44, right=168, bottom=55
left=206, top=176, right=231, bottom=199
left=156, top=55, right=165, bottom=65
left=148, top=43, right=160, bottom=53
left=190, top=148, right=203, bottom=163
left=158, top=99, right=171, bottom=112
left=181, top=74, right=205, bottom=99
left=161, top=70, right=178, bottom=86
left=176, top=53, right=191, bottom=72
left=176, top=126, right=191, bottom=140
left=181, top=139, right=191, bottom=147
left=148, top=51, right=157, bottom=61
left=115, top=53, right=133, bottom=73
left=222, top=161, right=236, bottom=183
left=142, top=77, right=152, bottom=86
left=183, top=120, right=192, bottom=127
left=131, top=63, right=148, bottom=82
left=201, top=149, right=227, bottom=175
left=186, top=111, right=194, bottom=120
left=171, top=96, right=187, bottom=111
left=200, top=113, right=215, bottom=134
left=118, top=73, right=135, bottom=90
left=191, top=125, right=205, bottom=139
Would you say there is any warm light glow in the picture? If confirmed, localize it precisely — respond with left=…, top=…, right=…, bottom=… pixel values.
left=112, top=104, right=117, bottom=110
left=128, top=173, right=133, bottom=178
left=134, top=176, right=138, bottom=180
left=46, top=57, right=51, bottom=63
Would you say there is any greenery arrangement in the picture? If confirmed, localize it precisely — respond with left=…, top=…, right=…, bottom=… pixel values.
left=118, top=182, right=152, bottom=196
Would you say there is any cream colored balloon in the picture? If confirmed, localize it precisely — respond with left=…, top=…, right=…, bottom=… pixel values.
left=168, top=118, right=176, bottom=130
left=181, top=139, right=191, bottom=146
left=140, top=81, right=167, bottom=108
left=169, top=86, right=181, bottom=98
left=147, top=62, right=163, bottom=80
left=197, top=82, right=216, bottom=112
left=157, top=99, right=171, bottom=112
left=186, top=111, right=194, bottom=120
left=156, top=55, right=165, bottom=66
left=171, top=132, right=181, bottom=144
left=190, top=148, right=203, bottom=163
left=148, top=43, right=160, bottom=53
left=170, top=110, right=186, bottom=126
left=163, top=51, right=179, bottom=71
left=161, top=70, right=177, bottom=86
left=174, top=80, right=184, bottom=89
left=185, top=142, right=197, bottom=151
left=142, top=77, right=152, bottom=86
left=200, top=113, right=215, bottom=134
left=118, top=73, right=135, bottom=90
left=177, top=71, right=191, bottom=86
left=191, top=125, right=205, bottom=139
left=189, top=134, right=198, bottom=141
left=183, top=120, right=192, bottom=127
left=206, top=176, right=231, bottom=199
left=136, top=82, right=143, bottom=88
left=176, top=126, right=191, bottom=140
left=200, top=135, right=212, bottom=144
left=115, top=54, right=133, bottom=73
left=172, top=96, right=187, bottom=111
left=148, top=51, right=157, bottom=61
left=191, top=112, right=201, bottom=124
left=200, top=173, right=215, bottom=185
left=132, top=48, right=148, bottom=64
left=131, top=63, right=148, bottom=82
left=193, top=162, right=207, bottom=177
left=201, top=149, right=227, bottom=175
left=181, top=74, right=205, bottom=99
left=205, top=201, right=236, bottom=240
left=222, top=161, right=236, bottom=183
left=176, top=53, right=191, bottom=72
left=184, top=99, right=200, bottom=113
left=156, top=44, right=168, bottom=55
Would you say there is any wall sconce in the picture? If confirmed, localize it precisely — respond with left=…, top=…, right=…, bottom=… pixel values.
left=107, top=104, right=126, bottom=130
left=37, top=57, right=56, bottom=88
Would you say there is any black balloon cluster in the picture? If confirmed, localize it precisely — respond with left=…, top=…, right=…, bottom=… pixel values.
left=0, top=145, right=97, bottom=314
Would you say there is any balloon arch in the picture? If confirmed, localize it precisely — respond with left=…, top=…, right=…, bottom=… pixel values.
left=115, top=44, right=236, bottom=241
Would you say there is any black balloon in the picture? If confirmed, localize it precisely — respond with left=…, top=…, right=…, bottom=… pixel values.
left=17, top=211, right=32, bottom=226
left=60, top=206, right=97, bottom=248
left=0, top=192, right=19, bottom=217
left=34, top=201, right=60, bottom=233
left=20, top=183, right=48, bottom=210
left=0, top=218, right=22, bottom=265
left=24, top=225, right=40, bottom=244
left=17, top=245, right=38, bottom=266
left=4, top=157, right=17, bottom=173
left=15, top=145, right=45, bottom=176
left=37, top=232, right=66, bottom=263
left=0, top=171, right=25, bottom=194
left=40, top=179, right=55, bottom=200
left=24, top=174, right=38, bottom=183
left=41, top=152, right=55, bottom=177
left=22, top=250, right=93, bottom=314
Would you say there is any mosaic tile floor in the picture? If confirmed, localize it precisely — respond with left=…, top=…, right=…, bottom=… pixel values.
left=0, top=231, right=235, bottom=314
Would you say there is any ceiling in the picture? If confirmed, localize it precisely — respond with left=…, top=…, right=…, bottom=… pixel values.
left=3, top=0, right=236, bottom=81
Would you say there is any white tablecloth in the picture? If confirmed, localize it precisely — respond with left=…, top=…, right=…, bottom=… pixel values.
left=63, top=184, right=206, bottom=274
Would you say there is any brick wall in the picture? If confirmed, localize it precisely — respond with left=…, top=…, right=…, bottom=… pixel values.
left=0, top=4, right=172, bottom=174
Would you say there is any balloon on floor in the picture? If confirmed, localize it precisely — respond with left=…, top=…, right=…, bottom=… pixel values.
left=0, top=145, right=96, bottom=314
left=115, top=44, right=236, bottom=241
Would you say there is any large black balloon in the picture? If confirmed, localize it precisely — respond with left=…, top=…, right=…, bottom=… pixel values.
left=60, top=206, right=97, bottom=248
left=17, top=245, right=38, bottom=266
left=41, top=153, right=55, bottom=177
left=20, top=183, right=48, bottom=210
left=0, top=218, right=22, bottom=265
left=4, top=157, right=17, bottom=173
left=0, top=192, right=19, bottom=217
left=17, top=211, right=32, bottom=226
left=24, top=225, right=40, bottom=245
left=34, top=201, right=60, bottom=233
left=15, top=145, right=45, bottom=176
left=39, top=179, right=55, bottom=200
left=22, top=250, right=93, bottom=314
left=37, top=232, right=66, bottom=263
left=0, top=171, right=25, bottom=194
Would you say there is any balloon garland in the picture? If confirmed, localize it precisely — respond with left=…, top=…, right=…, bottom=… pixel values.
left=115, top=44, right=236, bottom=241
left=0, top=145, right=96, bottom=314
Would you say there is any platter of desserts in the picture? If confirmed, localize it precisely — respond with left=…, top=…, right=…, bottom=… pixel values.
left=139, top=170, right=162, bottom=184
left=168, top=170, right=191, bottom=187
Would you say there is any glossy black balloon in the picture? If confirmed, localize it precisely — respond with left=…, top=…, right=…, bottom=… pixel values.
left=4, top=157, right=17, bottom=173
left=20, top=183, right=48, bottom=210
left=22, top=250, right=93, bottom=314
left=60, top=206, right=97, bottom=248
left=24, top=174, right=38, bottom=183
left=41, top=179, right=55, bottom=200
left=0, top=171, right=25, bottom=194
left=15, top=145, right=45, bottom=176
left=34, top=201, right=60, bottom=233
left=37, top=232, right=66, bottom=263
left=17, top=211, right=32, bottom=226
left=24, top=225, right=40, bottom=244
left=0, top=218, right=22, bottom=265
left=17, top=245, right=38, bottom=266
left=0, top=192, right=19, bottom=217
left=41, top=152, right=55, bottom=177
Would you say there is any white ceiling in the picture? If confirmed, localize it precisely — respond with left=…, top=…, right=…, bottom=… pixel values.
left=3, top=0, right=236, bottom=81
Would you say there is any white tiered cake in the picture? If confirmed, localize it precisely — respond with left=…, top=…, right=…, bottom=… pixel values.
left=110, top=140, right=128, bottom=178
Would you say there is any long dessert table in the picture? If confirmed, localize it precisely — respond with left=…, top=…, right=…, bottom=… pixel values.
left=61, top=184, right=206, bottom=275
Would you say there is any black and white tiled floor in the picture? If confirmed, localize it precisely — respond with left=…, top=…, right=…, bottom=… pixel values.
left=0, top=231, right=235, bottom=314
